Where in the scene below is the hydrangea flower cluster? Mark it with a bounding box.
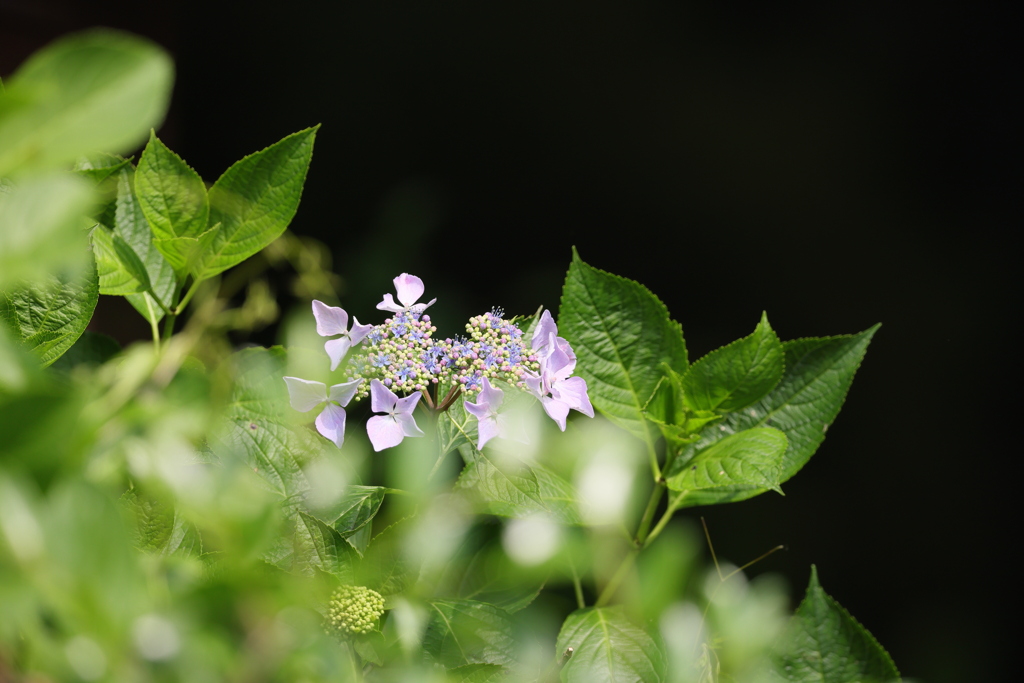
[284,273,593,452]
[324,585,385,636]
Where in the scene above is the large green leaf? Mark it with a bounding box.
[0,29,172,177]
[91,223,152,295]
[423,599,517,669]
[667,326,879,507]
[559,248,687,441]
[0,263,99,366]
[556,606,666,683]
[773,566,900,682]
[456,446,581,525]
[135,133,210,273]
[666,427,787,494]
[114,171,176,324]
[196,127,318,279]
[682,312,784,413]
[0,174,94,286]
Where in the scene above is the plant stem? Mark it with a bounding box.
[570,560,586,609]
[173,276,204,315]
[643,490,688,550]
[595,549,637,607]
[633,480,665,546]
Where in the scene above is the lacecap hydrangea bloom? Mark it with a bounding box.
[284,273,593,451]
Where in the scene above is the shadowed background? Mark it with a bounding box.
[2,1,1014,680]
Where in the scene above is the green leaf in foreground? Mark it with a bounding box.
[0,263,99,366]
[556,606,666,683]
[423,599,516,669]
[773,566,900,682]
[666,427,787,495]
[682,311,784,413]
[91,224,152,295]
[196,126,318,279]
[0,29,172,177]
[49,331,120,372]
[667,326,879,508]
[456,446,581,525]
[559,248,687,441]
[136,132,210,273]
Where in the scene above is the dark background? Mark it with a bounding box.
[2,1,1015,680]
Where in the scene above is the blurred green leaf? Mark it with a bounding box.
[73,153,132,183]
[682,311,784,414]
[49,331,120,372]
[114,171,176,324]
[121,489,202,557]
[136,132,210,274]
[0,174,93,286]
[327,485,387,554]
[773,566,900,682]
[666,427,787,495]
[556,606,666,683]
[666,327,879,507]
[196,126,318,279]
[91,223,152,295]
[356,519,416,603]
[0,261,98,366]
[456,446,581,525]
[295,512,358,579]
[0,29,172,177]
[423,599,516,669]
[444,663,507,682]
[559,248,687,441]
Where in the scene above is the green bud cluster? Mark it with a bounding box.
[324,585,385,636]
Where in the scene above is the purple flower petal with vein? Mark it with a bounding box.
[283,376,362,448]
[312,300,373,371]
[464,377,509,449]
[366,378,425,451]
[376,273,437,314]
[525,314,594,431]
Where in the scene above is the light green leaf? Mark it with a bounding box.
[773,566,900,682]
[556,606,667,683]
[456,446,582,525]
[682,311,784,413]
[0,174,93,286]
[294,512,358,579]
[356,519,416,602]
[135,132,209,273]
[666,427,787,494]
[667,326,879,507]
[0,262,99,366]
[73,153,132,183]
[196,126,318,279]
[327,485,387,555]
[445,663,508,682]
[0,29,172,177]
[559,248,687,441]
[91,224,152,295]
[121,489,202,558]
[113,171,176,324]
[423,600,517,669]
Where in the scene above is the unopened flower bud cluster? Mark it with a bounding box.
[324,585,385,636]
[345,307,539,399]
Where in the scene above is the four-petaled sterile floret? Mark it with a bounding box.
[324,585,385,636]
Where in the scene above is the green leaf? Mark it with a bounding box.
[327,485,387,554]
[135,132,209,273]
[773,566,900,682]
[294,512,358,579]
[0,263,99,366]
[666,427,788,494]
[559,248,687,441]
[456,446,582,525]
[666,326,879,507]
[0,29,172,177]
[216,347,314,499]
[444,663,508,682]
[195,126,318,279]
[356,519,416,602]
[0,174,93,287]
[91,224,153,295]
[423,600,517,669]
[73,153,132,183]
[114,171,176,324]
[121,489,202,558]
[556,606,667,683]
[682,311,784,413]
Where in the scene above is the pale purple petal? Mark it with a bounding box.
[376,293,404,313]
[464,400,490,421]
[523,372,545,398]
[395,412,425,438]
[541,396,571,431]
[476,415,500,449]
[329,379,363,407]
[349,318,373,345]
[551,376,594,417]
[366,415,406,451]
[283,376,327,412]
[394,391,422,416]
[543,334,576,383]
[393,273,425,308]
[324,337,352,371]
[409,297,436,314]
[315,403,347,448]
[477,377,504,411]
[369,379,398,413]
[532,310,558,356]
[312,300,349,337]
